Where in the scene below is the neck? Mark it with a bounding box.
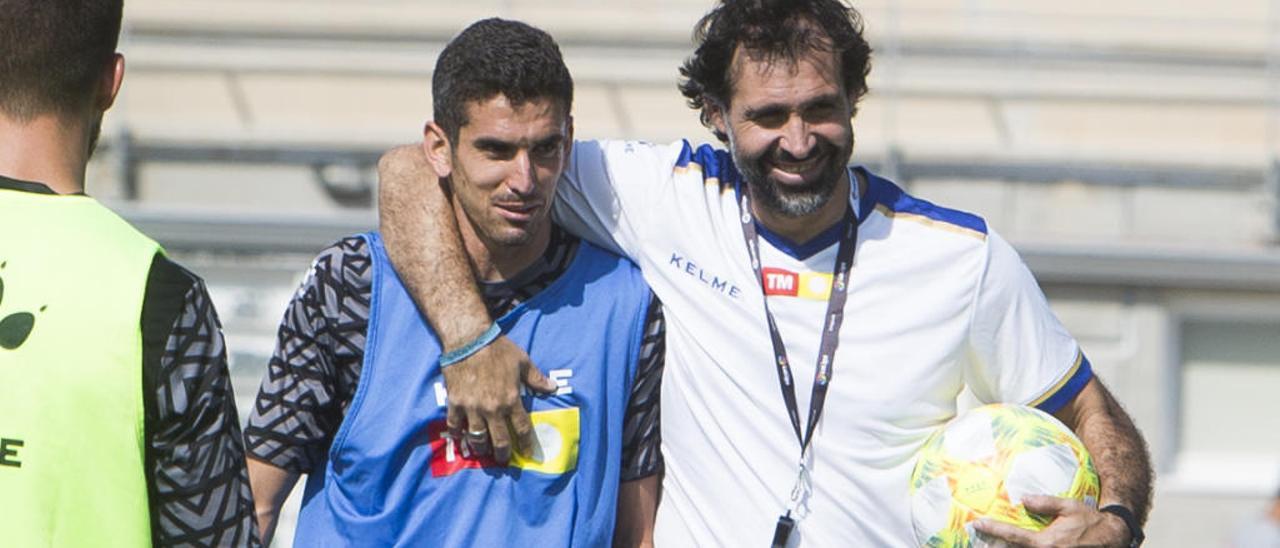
[0,113,92,194]
[751,172,862,244]
[454,200,552,283]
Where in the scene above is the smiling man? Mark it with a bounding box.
[376,1,1152,546]
[244,18,663,547]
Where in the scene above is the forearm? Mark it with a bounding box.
[377,144,491,348]
[247,458,300,546]
[1055,378,1153,523]
[615,475,659,548]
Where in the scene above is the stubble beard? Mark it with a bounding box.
[488,222,535,248]
[729,133,853,219]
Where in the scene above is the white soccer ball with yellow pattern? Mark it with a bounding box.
[909,404,1100,547]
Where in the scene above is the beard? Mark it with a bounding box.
[486,219,536,248]
[730,133,853,219]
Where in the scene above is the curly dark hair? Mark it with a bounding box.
[0,0,123,121]
[678,0,872,142]
[433,18,574,141]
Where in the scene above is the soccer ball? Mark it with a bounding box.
[909,404,1100,547]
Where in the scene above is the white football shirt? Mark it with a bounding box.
[551,140,1093,547]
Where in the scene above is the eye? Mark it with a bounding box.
[478,143,516,160]
[532,142,559,158]
[750,111,788,129]
[803,103,839,123]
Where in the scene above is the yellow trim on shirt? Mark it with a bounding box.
[1027,350,1085,408]
[674,161,704,176]
[874,204,987,241]
[673,161,733,192]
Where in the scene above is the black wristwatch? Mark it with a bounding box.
[1099,504,1144,547]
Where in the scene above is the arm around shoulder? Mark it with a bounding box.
[377,144,491,347]
[375,144,556,464]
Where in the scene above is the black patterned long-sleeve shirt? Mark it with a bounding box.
[142,255,260,547]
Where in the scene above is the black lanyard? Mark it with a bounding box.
[736,175,858,547]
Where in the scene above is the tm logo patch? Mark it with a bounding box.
[761,267,833,300]
[0,262,44,351]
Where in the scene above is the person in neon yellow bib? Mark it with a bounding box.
[0,1,258,545]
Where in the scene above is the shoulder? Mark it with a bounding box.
[146,253,203,299]
[672,141,732,174]
[80,197,163,249]
[300,235,374,296]
[313,235,372,269]
[859,168,989,242]
[578,139,734,183]
[671,140,739,192]
[142,254,207,346]
[575,237,645,279]
[569,238,651,308]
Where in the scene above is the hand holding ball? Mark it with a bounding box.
[909,404,1100,547]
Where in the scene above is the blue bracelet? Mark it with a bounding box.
[439,322,502,367]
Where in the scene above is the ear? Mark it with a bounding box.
[422,120,453,178]
[95,53,125,112]
[706,98,729,140]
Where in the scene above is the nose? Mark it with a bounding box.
[507,150,537,196]
[778,115,816,160]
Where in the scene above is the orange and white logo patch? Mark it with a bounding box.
[428,407,580,477]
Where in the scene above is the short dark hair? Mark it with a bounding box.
[432,18,574,141]
[0,0,123,120]
[678,0,872,142]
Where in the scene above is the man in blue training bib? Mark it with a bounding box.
[244,18,664,547]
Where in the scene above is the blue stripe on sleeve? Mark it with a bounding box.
[1034,354,1094,414]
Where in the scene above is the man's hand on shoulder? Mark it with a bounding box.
[443,335,558,463]
[973,495,1132,548]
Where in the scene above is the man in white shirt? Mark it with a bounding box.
[375,0,1153,545]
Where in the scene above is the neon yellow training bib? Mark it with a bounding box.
[0,188,159,547]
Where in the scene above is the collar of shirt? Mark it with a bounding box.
[477,224,579,317]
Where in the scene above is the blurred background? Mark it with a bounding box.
[88,0,1280,545]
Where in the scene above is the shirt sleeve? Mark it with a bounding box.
[140,254,260,547]
[551,139,688,259]
[243,237,370,474]
[963,230,1093,414]
[620,293,665,481]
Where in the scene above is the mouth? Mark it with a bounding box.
[494,202,542,222]
[767,152,825,186]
